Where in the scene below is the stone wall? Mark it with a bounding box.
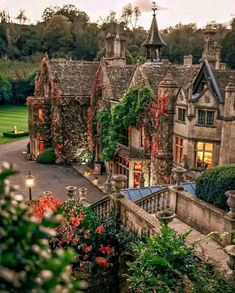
[169,186,235,245]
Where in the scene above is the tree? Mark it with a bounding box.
[0,74,12,104]
[42,4,89,24]
[15,10,28,24]
[121,4,141,30]
[43,14,73,57]
[221,18,235,69]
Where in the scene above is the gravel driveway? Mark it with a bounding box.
[0,139,103,203]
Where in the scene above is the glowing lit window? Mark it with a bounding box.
[38,109,43,122]
[195,142,213,169]
[134,162,142,171]
[175,136,184,163]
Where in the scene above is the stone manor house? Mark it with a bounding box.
[27,9,235,188]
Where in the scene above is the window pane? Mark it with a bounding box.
[207,111,214,125]
[198,110,206,125]
[205,143,213,152]
[195,151,204,167]
[196,142,204,150]
[204,152,213,168]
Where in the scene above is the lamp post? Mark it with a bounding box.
[26,170,35,201]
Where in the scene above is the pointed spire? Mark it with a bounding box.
[142,2,166,62]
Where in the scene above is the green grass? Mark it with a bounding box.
[0,105,28,144]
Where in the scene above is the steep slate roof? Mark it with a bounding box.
[49,59,99,96]
[105,65,136,101]
[141,64,200,94]
[142,14,166,47]
[212,69,235,99]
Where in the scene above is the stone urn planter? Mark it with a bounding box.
[225,245,235,270]
[156,210,176,225]
[66,186,78,200]
[172,167,187,190]
[225,190,235,219]
[43,191,52,197]
[112,174,127,198]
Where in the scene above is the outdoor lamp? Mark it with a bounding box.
[26,170,35,201]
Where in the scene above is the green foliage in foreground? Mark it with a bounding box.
[126,225,235,293]
[196,165,235,210]
[0,105,28,144]
[94,85,152,161]
[0,163,80,292]
[36,149,56,164]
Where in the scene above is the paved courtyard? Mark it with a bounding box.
[0,139,103,203]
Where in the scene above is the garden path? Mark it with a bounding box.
[0,139,103,203]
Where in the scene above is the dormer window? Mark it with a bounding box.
[198,110,215,126]
[177,107,186,122]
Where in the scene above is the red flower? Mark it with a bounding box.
[31,195,61,221]
[70,214,84,228]
[83,245,92,253]
[83,255,89,261]
[99,246,113,255]
[95,224,105,234]
[95,257,110,268]
[84,230,91,239]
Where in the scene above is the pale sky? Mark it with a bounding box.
[1,0,235,29]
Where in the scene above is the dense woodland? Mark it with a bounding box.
[0,4,235,104]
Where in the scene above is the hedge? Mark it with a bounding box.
[196,165,235,210]
[36,148,56,164]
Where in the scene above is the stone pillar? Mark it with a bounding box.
[78,187,90,206]
[65,186,78,200]
[219,77,235,165]
[152,73,179,184]
[111,174,127,217]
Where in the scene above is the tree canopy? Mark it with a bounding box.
[0,5,234,68]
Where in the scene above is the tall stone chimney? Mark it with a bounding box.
[219,76,235,164]
[104,25,126,66]
[200,28,221,69]
[184,55,193,66]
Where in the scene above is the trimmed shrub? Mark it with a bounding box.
[36,148,56,164]
[196,165,235,210]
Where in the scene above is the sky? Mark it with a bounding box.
[1,0,235,29]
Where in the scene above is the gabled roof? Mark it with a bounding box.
[49,59,99,96]
[105,65,136,101]
[192,60,223,102]
[141,64,199,94]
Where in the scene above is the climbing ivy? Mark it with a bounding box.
[94,85,153,161]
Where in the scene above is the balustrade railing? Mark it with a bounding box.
[91,196,112,218]
[135,188,170,214]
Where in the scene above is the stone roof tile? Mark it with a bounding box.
[105,65,136,101]
[49,59,99,96]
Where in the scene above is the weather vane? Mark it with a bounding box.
[152,2,158,15]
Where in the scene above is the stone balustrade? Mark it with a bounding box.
[91,196,113,218]
[135,188,170,214]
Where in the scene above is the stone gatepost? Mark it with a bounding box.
[78,187,90,207]
[111,174,127,217]
[224,190,235,245]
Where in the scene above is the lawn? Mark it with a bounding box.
[0,105,28,144]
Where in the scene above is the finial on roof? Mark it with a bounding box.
[152,1,158,16]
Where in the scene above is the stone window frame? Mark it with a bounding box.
[177,107,186,123]
[175,136,184,164]
[194,141,213,169]
[197,109,215,126]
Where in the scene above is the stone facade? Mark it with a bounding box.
[28,12,235,187]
